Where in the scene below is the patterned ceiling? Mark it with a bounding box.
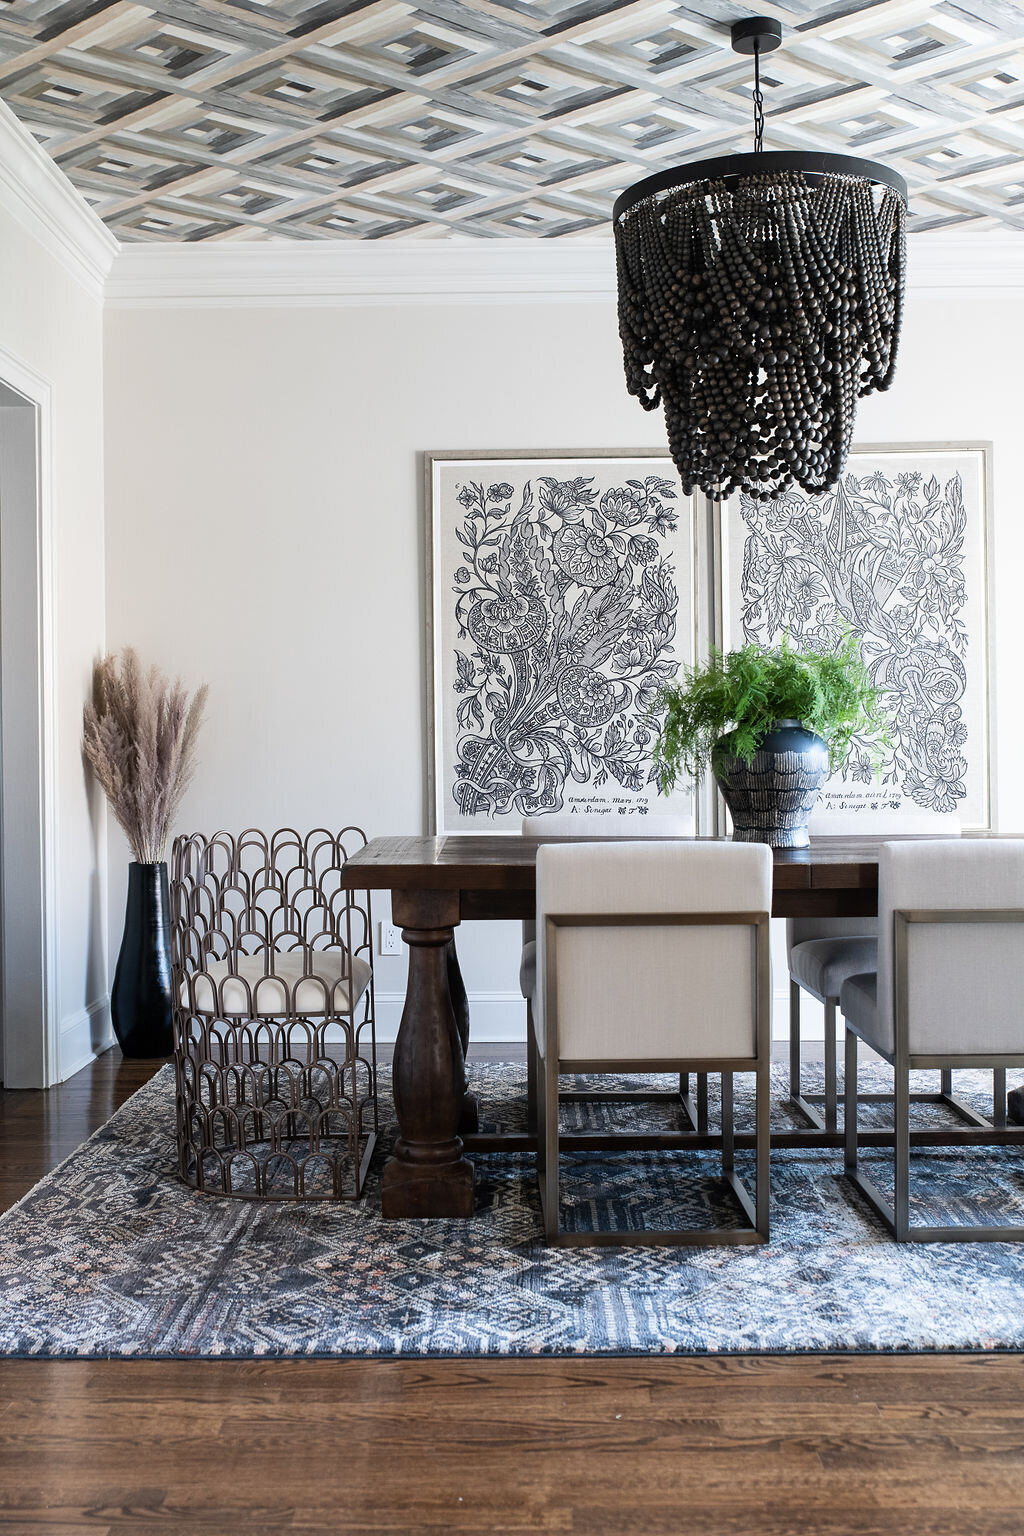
[0,0,1022,241]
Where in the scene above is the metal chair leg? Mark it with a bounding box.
[824,996,838,1132]
[844,1027,858,1175]
[526,1001,538,1135]
[538,1051,560,1242]
[535,1037,547,1183]
[894,1060,911,1242]
[721,1072,734,1176]
[755,1058,770,1241]
[844,1029,898,1238]
[697,1072,709,1135]
[788,979,825,1130]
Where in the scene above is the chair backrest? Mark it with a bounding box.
[875,840,1024,1058]
[787,914,878,950]
[535,841,772,1063]
[521,813,695,945]
[170,827,369,978]
[786,816,962,954]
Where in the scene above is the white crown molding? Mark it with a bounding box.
[0,99,118,303]
[908,232,1024,291]
[104,237,618,307]
[104,228,1024,308]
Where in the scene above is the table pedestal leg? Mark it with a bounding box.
[382,895,474,1219]
[446,938,479,1134]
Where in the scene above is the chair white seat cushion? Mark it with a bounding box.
[790,936,878,1002]
[520,940,537,1001]
[182,950,371,1016]
[840,972,884,1057]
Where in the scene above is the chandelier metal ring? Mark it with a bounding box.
[613,151,908,226]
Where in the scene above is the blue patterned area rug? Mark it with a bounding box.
[2,1062,1024,1358]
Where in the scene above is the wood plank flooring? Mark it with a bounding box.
[1,1049,1022,1535]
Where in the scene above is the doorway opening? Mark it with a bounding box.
[0,359,57,1088]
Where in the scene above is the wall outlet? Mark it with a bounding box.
[379,921,403,956]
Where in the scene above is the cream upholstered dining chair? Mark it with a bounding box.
[518,813,704,1133]
[787,814,961,1131]
[171,827,377,1200]
[840,839,1024,1242]
[531,839,772,1246]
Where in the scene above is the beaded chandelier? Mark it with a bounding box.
[613,17,907,501]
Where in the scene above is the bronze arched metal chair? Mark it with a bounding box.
[171,827,377,1200]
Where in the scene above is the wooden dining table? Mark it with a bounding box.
[341,833,902,1220]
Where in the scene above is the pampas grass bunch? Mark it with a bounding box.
[83,649,208,864]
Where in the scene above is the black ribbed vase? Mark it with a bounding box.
[111,861,173,1058]
[714,719,830,849]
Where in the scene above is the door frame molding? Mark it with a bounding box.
[0,341,60,1086]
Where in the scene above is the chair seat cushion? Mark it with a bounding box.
[840,972,891,1061]
[790,936,878,1002]
[519,940,536,1002]
[182,950,371,1016]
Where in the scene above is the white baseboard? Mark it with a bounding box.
[59,996,113,1081]
[372,990,527,1044]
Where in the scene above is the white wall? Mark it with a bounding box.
[0,190,110,1079]
[102,271,1024,1042]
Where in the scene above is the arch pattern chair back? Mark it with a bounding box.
[171,826,377,1200]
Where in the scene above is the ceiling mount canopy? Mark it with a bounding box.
[613,16,908,502]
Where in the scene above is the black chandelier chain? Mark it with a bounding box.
[752,39,764,154]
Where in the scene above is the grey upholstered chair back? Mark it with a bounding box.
[534,841,772,1061]
[874,839,1024,1057]
[787,914,878,948]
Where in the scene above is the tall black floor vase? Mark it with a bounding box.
[111,861,173,1058]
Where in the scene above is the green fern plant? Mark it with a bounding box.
[654,634,887,792]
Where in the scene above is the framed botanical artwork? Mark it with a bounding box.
[717,444,994,830]
[426,451,702,835]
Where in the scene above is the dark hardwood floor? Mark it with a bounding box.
[1,1049,1023,1535]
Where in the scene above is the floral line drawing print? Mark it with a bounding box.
[450,474,681,819]
[738,469,969,814]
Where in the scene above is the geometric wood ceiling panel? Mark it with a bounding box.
[1,0,1022,240]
